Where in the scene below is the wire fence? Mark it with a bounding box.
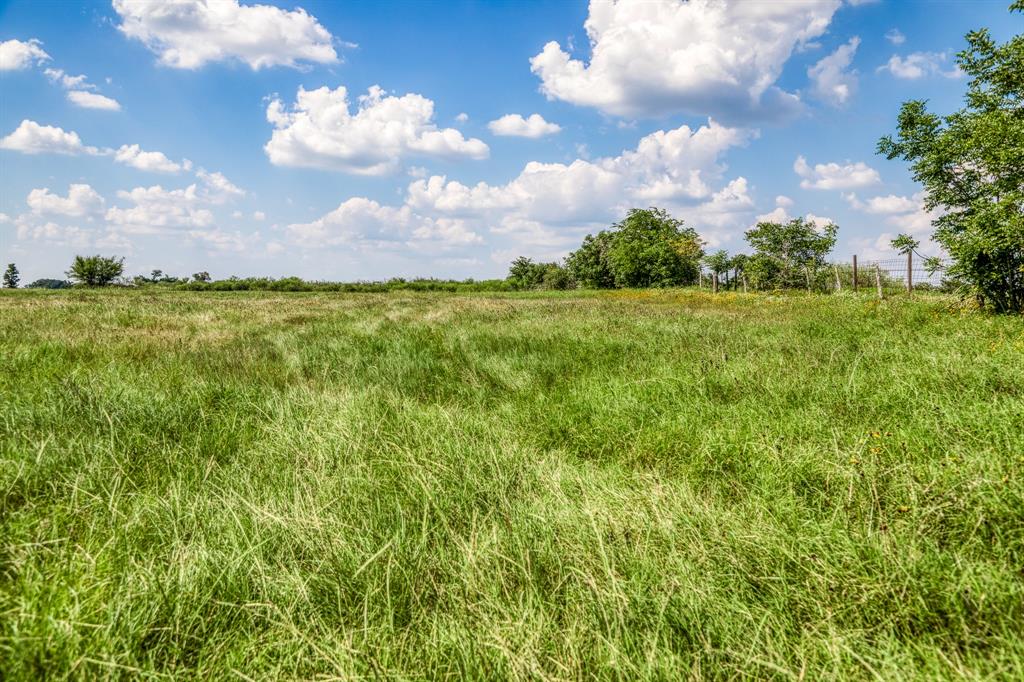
[699,251,954,297]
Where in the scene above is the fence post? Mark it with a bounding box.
[875,263,883,300]
[804,266,811,292]
[852,255,858,293]
[699,271,703,289]
[906,250,913,294]
[834,265,841,292]
[742,275,748,294]
[712,272,719,293]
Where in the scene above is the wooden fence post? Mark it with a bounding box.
[852,255,858,293]
[875,263,883,300]
[906,250,913,294]
[712,273,719,293]
[834,265,841,292]
[742,275,748,294]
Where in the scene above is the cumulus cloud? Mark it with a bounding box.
[265,85,489,174]
[44,68,90,89]
[529,0,840,121]
[843,191,940,237]
[885,29,906,45]
[112,0,340,70]
[878,52,961,79]
[27,184,106,217]
[44,68,122,111]
[808,37,860,106]
[488,113,562,138]
[66,90,122,111]
[115,144,191,173]
[289,118,758,255]
[455,112,469,123]
[0,120,101,155]
[753,198,834,230]
[794,155,880,190]
[105,184,214,233]
[0,38,49,70]
[196,169,245,201]
[286,197,483,252]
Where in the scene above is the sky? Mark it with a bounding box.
[1,0,1021,283]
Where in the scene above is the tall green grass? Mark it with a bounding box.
[1,288,1022,679]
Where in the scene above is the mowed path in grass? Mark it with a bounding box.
[1,289,1022,679]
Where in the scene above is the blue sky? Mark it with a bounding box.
[1,0,1020,282]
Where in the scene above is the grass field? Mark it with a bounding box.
[1,288,1022,679]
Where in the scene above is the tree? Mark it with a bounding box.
[890,233,920,255]
[877,2,1024,312]
[193,271,211,283]
[26,278,71,289]
[606,208,704,288]
[66,255,124,287]
[507,256,545,290]
[566,231,616,288]
[744,217,838,289]
[539,262,574,290]
[3,263,19,288]
[703,250,731,284]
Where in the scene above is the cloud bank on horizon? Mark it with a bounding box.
[1,0,1001,280]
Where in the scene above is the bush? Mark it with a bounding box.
[25,279,72,289]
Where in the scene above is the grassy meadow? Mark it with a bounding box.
[1,288,1022,679]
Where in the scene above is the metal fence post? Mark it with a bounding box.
[852,255,858,293]
[834,265,841,292]
[906,250,913,293]
[875,263,883,300]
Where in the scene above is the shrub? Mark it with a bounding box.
[67,255,124,287]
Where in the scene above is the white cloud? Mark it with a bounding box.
[775,195,794,208]
[0,38,49,71]
[878,52,961,79]
[265,85,490,174]
[196,169,245,201]
[842,192,919,214]
[844,191,941,238]
[253,211,266,221]
[280,118,761,258]
[44,68,91,89]
[27,184,106,217]
[808,37,860,106]
[794,155,880,190]
[0,120,101,155]
[66,90,122,111]
[488,113,562,138]
[455,112,469,123]
[43,68,121,110]
[112,0,339,70]
[105,184,214,233]
[115,144,191,173]
[529,0,840,121]
[885,29,906,45]
[187,228,258,252]
[753,204,834,230]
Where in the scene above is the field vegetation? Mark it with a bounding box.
[2,288,1022,679]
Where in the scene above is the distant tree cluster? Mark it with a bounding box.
[507,208,706,291]
[506,208,842,292]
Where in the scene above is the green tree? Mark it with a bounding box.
[507,256,545,290]
[877,2,1024,312]
[890,233,920,255]
[66,255,124,287]
[540,262,574,290]
[3,263,19,288]
[566,231,616,289]
[606,208,703,288]
[193,271,211,283]
[744,217,838,289]
[703,250,731,280]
